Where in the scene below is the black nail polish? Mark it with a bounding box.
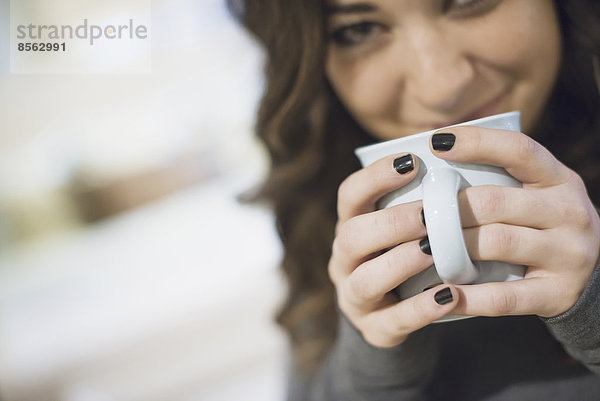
[419,237,431,255]
[432,133,456,151]
[435,287,453,305]
[420,209,426,227]
[393,154,414,174]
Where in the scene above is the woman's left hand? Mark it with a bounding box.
[430,126,600,318]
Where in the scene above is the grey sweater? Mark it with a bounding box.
[289,257,600,400]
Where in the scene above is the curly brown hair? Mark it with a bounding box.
[228,0,600,373]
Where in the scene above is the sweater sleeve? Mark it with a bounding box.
[542,254,600,375]
[287,312,439,401]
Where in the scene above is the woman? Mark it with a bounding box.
[229,0,600,399]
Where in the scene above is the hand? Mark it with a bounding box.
[329,153,460,348]
[430,126,600,318]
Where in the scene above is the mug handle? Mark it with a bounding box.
[422,167,478,284]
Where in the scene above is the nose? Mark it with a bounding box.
[402,23,474,111]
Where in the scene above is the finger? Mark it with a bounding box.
[332,200,426,276]
[338,153,419,223]
[430,126,571,187]
[453,277,558,317]
[458,185,560,229]
[462,223,555,267]
[343,239,433,307]
[365,285,459,348]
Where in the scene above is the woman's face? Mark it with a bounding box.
[325,0,561,140]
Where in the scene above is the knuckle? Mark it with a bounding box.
[515,135,540,161]
[384,310,408,341]
[383,250,400,277]
[337,176,353,207]
[489,288,518,316]
[484,224,519,259]
[568,240,596,269]
[470,186,506,222]
[327,259,339,285]
[378,300,431,345]
[384,206,413,240]
[332,220,357,256]
[371,305,402,339]
[558,170,593,228]
[331,234,344,258]
[336,177,356,218]
[562,202,593,230]
[345,269,375,303]
[565,169,586,190]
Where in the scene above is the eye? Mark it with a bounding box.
[444,0,502,17]
[330,21,386,47]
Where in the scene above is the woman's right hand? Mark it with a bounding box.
[329,153,460,348]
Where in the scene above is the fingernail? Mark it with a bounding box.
[393,154,414,174]
[435,287,453,305]
[420,209,426,227]
[432,133,455,151]
[419,237,431,255]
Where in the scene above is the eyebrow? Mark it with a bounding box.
[326,2,378,15]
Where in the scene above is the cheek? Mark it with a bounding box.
[463,1,561,128]
[467,2,561,91]
[326,48,399,122]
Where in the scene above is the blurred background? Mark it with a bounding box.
[0,0,288,400]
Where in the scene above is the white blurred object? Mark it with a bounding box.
[0,132,82,244]
[0,0,265,245]
[0,173,286,401]
[0,0,281,397]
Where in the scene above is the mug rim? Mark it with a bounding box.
[354,110,520,161]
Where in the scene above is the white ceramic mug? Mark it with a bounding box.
[355,111,526,319]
